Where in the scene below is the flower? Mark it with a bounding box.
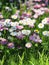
[42,31,47,36]
[11,15,18,19]
[42,18,47,24]
[25,42,32,48]
[16,25,24,30]
[33,4,41,9]
[4,19,11,22]
[41,3,46,7]
[0,23,4,31]
[42,17,49,25]
[29,24,34,28]
[38,23,44,28]
[16,33,25,39]
[19,20,24,24]
[1,38,7,45]
[11,22,19,26]
[42,31,49,36]
[33,14,38,19]
[47,31,49,36]
[4,19,11,27]
[47,18,49,24]
[34,30,39,33]
[10,32,17,36]
[19,18,36,26]
[9,28,14,32]
[5,6,11,11]
[9,26,17,32]
[29,33,42,43]
[7,42,14,48]
[22,30,31,35]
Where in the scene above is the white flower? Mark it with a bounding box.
[11,26,17,30]
[32,19,36,24]
[42,31,47,36]
[11,15,18,19]
[4,19,11,22]
[22,30,31,35]
[4,19,11,25]
[23,21,27,25]
[26,18,31,22]
[10,32,17,36]
[11,22,19,26]
[4,19,11,27]
[42,18,47,24]
[15,22,19,26]
[5,6,11,11]
[19,19,29,25]
[47,31,49,36]
[16,31,22,36]
[25,42,32,48]
[19,20,23,24]
[22,19,27,25]
[27,19,36,25]
[9,29,13,32]
[38,23,44,28]
[40,7,45,11]
[8,36,12,40]
[9,26,17,32]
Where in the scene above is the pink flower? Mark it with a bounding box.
[45,8,49,13]
[41,3,46,7]
[34,0,41,2]
[33,14,38,19]
[29,24,34,28]
[7,42,14,48]
[33,4,41,9]
[16,25,24,30]
[0,38,7,44]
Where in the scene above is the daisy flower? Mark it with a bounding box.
[25,42,32,48]
[5,6,11,11]
[11,22,19,27]
[38,23,44,28]
[47,31,49,36]
[11,15,18,19]
[42,31,47,36]
[42,18,47,24]
[10,32,17,36]
[22,30,31,36]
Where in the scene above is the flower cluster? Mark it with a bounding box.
[0,2,49,49]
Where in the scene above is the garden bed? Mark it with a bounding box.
[0,0,49,65]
